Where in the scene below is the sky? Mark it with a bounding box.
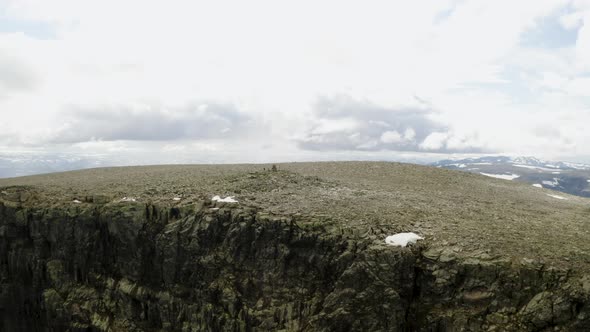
[1,0,590,175]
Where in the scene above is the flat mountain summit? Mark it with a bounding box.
[2,161,590,330]
[2,161,589,270]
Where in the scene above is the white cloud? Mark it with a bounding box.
[539,72,568,90]
[404,128,417,141]
[420,132,449,151]
[311,118,360,135]
[380,128,418,145]
[295,95,484,153]
[565,77,590,96]
[380,131,403,144]
[560,12,585,30]
[0,0,589,165]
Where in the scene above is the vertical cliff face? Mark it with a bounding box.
[1,193,590,332]
[0,195,418,331]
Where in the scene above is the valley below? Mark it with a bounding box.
[433,156,590,198]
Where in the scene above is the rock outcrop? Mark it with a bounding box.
[1,162,590,331]
[1,191,590,331]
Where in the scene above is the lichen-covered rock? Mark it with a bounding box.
[1,196,590,331]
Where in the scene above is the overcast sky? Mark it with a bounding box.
[1,0,590,169]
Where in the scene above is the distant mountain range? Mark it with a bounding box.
[0,153,108,178]
[432,156,590,197]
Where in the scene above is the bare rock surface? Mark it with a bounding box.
[1,162,590,331]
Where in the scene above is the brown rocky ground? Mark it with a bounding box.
[2,161,590,331]
[2,161,589,272]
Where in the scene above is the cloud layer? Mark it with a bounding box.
[49,102,257,143]
[298,96,486,153]
[0,53,37,96]
[0,0,590,164]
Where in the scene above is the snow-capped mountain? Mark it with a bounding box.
[433,156,590,171]
[432,156,590,198]
[510,156,590,171]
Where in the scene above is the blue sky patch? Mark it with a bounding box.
[520,11,579,49]
[0,15,56,39]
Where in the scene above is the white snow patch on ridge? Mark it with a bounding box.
[480,173,520,180]
[563,162,590,170]
[445,163,468,168]
[532,184,542,188]
[542,178,559,187]
[385,232,424,247]
[72,199,82,204]
[212,195,238,203]
[513,164,556,172]
[546,194,566,200]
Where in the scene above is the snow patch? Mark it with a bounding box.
[212,195,238,203]
[513,164,557,172]
[480,172,520,180]
[173,197,181,201]
[385,232,424,247]
[542,178,559,187]
[563,162,590,170]
[532,184,542,188]
[445,163,468,168]
[72,199,82,204]
[546,194,566,200]
[512,156,542,165]
[120,197,137,202]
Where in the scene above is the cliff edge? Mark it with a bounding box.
[1,162,590,331]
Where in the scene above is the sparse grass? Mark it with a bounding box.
[1,161,590,272]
